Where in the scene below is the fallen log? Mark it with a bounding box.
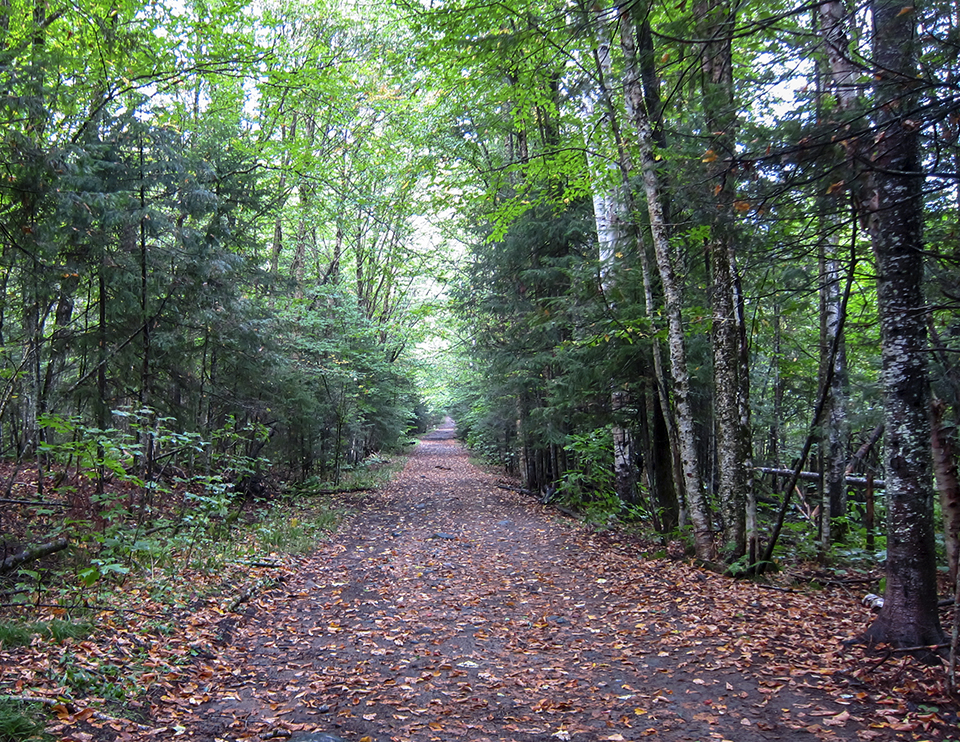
[0,538,69,574]
[755,467,885,489]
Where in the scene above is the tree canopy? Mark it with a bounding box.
[1,0,959,652]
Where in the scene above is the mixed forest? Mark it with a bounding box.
[2,0,960,730]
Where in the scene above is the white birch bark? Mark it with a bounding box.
[619,8,716,560]
[818,0,856,551]
[580,6,637,505]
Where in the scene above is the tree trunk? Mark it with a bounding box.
[861,0,944,647]
[932,398,960,585]
[611,389,637,504]
[695,0,748,561]
[620,5,716,560]
[20,276,42,458]
[817,0,857,552]
[821,250,850,550]
[647,385,679,529]
[581,6,638,506]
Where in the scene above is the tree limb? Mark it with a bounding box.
[758,236,858,572]
[0,538,69,574]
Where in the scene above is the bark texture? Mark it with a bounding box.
[582,9,638,506]
[817,0,856,550]
[696,0,748,560]
[620,6,716,560]
[862,0,944,647]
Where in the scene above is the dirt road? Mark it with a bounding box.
[157,421,936,742]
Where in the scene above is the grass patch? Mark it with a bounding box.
[0,619,92,649]
[36,619,93,643]
[0,622,32,648]
[255,501,344,554]
[0,698,49,742]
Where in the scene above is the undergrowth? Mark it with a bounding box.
[0,445,399,737]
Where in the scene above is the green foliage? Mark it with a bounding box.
[0,0,951,609]
[38,414,145,487]
[557,427,624,523]
[0,0,438,506]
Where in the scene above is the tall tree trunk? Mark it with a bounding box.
[820,248,850,550]
[20,276,41,458]
[732,254,756,565]
[620,5,717,561]
[862,0,944,647]
[633,9,684,527]
[817,0,858,552]
[580,0,685,528]
[646,384,680,529]
[97,254,108,433]
[696,0,748,561]
[582,4,638,506]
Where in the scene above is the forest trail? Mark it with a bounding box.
[156,421,933,742]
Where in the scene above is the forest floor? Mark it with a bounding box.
[19,420,960,742]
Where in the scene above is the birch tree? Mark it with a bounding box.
[578,3,638,506]
[619,2,718,561]
[816,0,858,550]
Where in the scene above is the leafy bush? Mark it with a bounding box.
[558,427,621,521]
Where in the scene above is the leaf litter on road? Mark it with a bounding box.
[7,422,959,741]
